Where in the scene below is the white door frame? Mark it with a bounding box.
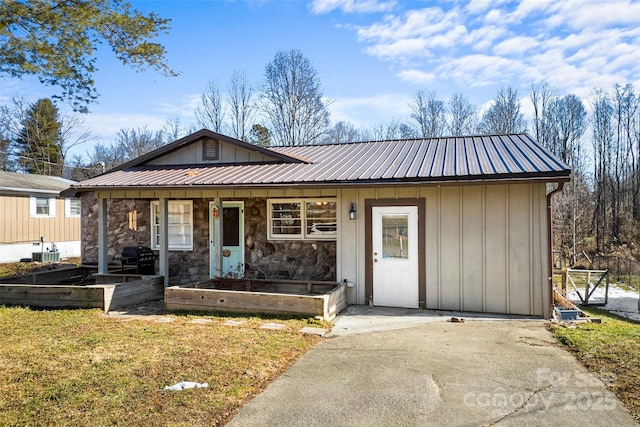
[365,199,426,308]
[372,205,419,308]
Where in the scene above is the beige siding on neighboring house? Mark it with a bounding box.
[0,195,80,245]
[337,182,550,317]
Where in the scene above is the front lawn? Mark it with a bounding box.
[0,306,321,426]
[550,307,640,422]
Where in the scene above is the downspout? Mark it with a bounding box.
[547,181,565,318]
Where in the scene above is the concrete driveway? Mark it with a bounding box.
[228,307,638,427]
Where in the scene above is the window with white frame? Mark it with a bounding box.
[268,198,336,240]
[151,200,193,250]
[65,198,81,217]
[30,196,55,217]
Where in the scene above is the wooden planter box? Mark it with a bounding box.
[0,275,164,311]
[165,280,348,320]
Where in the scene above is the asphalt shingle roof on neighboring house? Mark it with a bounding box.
[70,132,570,191]
[0,170,76,195]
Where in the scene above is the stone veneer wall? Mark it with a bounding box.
[81,192,152,264]
[168,198,211,285]
[81,194,336,285]
[244,198,336,281]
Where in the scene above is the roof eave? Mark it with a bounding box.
[68,171,571,193]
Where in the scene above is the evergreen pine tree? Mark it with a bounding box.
[16,98,63,176]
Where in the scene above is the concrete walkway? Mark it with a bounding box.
[228,307,638,427]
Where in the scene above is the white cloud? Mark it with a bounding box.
[365,38,431,59]
[547,0,640,31]
[82,113,167,143]
[492,36,539,56]
[465,0,498,15]
[357,7,460,43]
[330,93,412,126]
[465,25,508,52]
[436,54,528,88]
[309,0,396,14]
[397,70,436,84]
[338,0,640,111]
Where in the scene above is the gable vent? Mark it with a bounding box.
[202,139,219,161]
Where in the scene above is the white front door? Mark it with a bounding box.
[372,206,419,308]
[210,201,245,277]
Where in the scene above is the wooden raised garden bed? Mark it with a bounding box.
[165,279,348,320]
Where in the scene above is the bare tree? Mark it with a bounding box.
[0,96,27,170]
[322,121,362,144]
[477,86,527,135]
[227,70,254,141]
[363,119,417,141]
[530,81,557,152]
[259,49,330,145]
[59,112,96,173]
[447,93,477,136]
[69,125,166,179]
[115,127,165,160]
[0,134,10,170]
[590,89,614,252]
[530,82,586,170]
[409,90,446,138]
[162,115,187,142]
[553,94,587,170]
[195,81,225,132]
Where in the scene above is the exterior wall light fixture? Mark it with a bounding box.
[349,202,357,220]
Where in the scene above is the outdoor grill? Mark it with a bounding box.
[121,246,156,275]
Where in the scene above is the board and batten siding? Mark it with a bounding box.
[0,195,80,246]
[337,182,550,317]
[146,138,276,166]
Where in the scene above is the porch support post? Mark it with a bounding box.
[97,197,108,274]
[213,197,223,278]
[158,197,169,287]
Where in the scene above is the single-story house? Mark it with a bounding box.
[0,170,81,263]
[66,129,570,317]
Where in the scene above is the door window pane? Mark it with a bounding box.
[382,215,409,259]
[223,206,240,246]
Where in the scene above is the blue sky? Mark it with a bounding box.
[2,0,640,158]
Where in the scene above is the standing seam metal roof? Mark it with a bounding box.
[71,134,570,190]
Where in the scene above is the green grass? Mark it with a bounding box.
[0,306,321,426]
[550,307,640,422]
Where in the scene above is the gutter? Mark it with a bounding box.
[0,186,68,196]
[68,175,571,193]
[546,181,565,318]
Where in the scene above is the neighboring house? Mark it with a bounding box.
[66,129,570,317]
[0,171,81,263]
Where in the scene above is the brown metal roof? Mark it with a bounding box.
[71,134,570,191]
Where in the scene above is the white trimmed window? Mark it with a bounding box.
[151,200,193,251]
[65,198,81,217]
[30,196,55,217]
[268,198,336,240]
